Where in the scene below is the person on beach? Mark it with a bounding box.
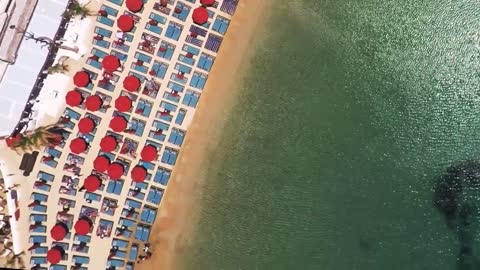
[143,242,151,253]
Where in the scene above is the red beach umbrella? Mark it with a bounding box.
[126,0,143,12]
[123,75,141,92]
[108,162,125,179]
[100,135,118,152]
[65,90,83,106]
[85,95,103,111]
[83,175,101,192]
[141,145,157,162]
[93,155,111,172]
[192,7,208,25]
[117,15,135,32]
[109,115,128,132]
[102,55,120,72]
[74,219,91,235]
[131,166,147,182]
[50,224,67,241]
[201,0,215,6]
[73,71,90,87]
[78,117,95,134]
[47,247,62,264]
[69,137,88,154]
[114,96,132,112]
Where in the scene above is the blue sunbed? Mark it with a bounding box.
[145,24,163,35]
[175,63,192,74]
[73,256,90,265]
[183,90,200,108]
[84,192,102,202]
[96,15,114,27]
[198,53,214,71]
[33,246,47,254]
[108,0,123,5]
[113,250,127,259]
[29,235,46,243]
[175,109,186,126]
[165,23,182,41]
[31,256,47,265]
[126,199,142,209]
[64,108,81,120]
[95,27,112,38]
[134,181,148,190]
[157,42,175,60]
[32,225,46,233]
[93,39,111,49]
[139,161,155,170]
[172,4,190,21]
[135,52,152,63]
[129,244,139,262]
[152,61,168,79]
[74,234,91,243]
[31,192,48,202]
[35,183,51,192]
[37,171,54,181]
[149,12,167,24]
[107,259,125,267]
[119,218,135,228]
[112,238,128,248]
[87,58,102,69]
[122,208,138,219]
[154,121,170,131]
[50,265,67,270]
[179,54,195,66]
[101,4,119,16]
[154,167,170,186]
[183,44,200,55]
[32,205,47,213]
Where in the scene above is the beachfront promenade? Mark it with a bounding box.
[0,0,239,269]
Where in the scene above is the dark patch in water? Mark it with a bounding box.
[434,160,480,270]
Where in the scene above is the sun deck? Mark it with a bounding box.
[21,0,239,269]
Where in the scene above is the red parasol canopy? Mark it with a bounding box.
[83,175,101,192]
[93,155,111,172]
[85,95,103,111]
[108,162,125,179]
[102,55,120,72]
[47,247,62,264]
[123,75,141,92]
[65,90,83,106]
[126,0,144,12]
[100,135,118,152]
[73,71,90,87]
[201,0,215,6]
[117,15,135,32]
[50,224,67,241]
[78,117,95,134]
[192,7,209,25]
[114,96,132,112]
[69,137,88,154]
[109,115,128,132]
[141,145,157,162]
[131,166,147,182]
[74,219,91,235]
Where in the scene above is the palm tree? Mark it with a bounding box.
[4,124,66,154]
[63,0,95,19]
[47,63,70,74]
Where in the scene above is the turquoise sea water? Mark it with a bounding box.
[183,0,480,269]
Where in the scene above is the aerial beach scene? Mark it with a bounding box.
[0,0,479,269]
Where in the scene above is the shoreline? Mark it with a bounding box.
[137,1,273,269]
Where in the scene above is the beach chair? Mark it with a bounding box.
[64,108,81,120]
[32,204,47,213]
[32,246,48,254]
[149,12,167,24]
[113,250,127,259]
[31,225,46,233]
[153,167,170,186]
[84,192,102,202]
[168,128,186,146]
[112,238,128,248]
[93,39,111,49]
[101,4,119,16]
[108,0,124,6]
[126,199,142,209]
[152,61,169,79]
[50,264,67,270]
[182,90,200,108]
[119,218,136,228]
[132,63,148,74]
[92,48,108,58]
[35,183,51,192]
[112,42,130,53]
[30,256,47,265]
[73,255,90,265]
[31,192,48,202]
[175,109,186,126]
[205,33,223,53]
[107,259,125,267]
[96,15,114,27]
[74,234,91,243]
[198,53,215,71]
[168,81,185,93]
[190,72,207,90]
[129,244,139,262]
[220,0,239,15]
[165,22,183,41]
[124,33,134,42]
[212,16,230,35]
[29,235,47,244]
[172,2,191,21]
[111,50,128,61]
[95,27,112,38]
[178,53,195,66]
[161,148,178,166]
[135,52,152,63]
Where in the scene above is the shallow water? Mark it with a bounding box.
[183,0,480,269]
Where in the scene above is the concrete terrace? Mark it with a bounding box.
[0,0,77,136]
[5,0,239,269]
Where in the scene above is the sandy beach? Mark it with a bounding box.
[137,1,273,269]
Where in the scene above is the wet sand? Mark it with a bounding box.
[136,1,273,269]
